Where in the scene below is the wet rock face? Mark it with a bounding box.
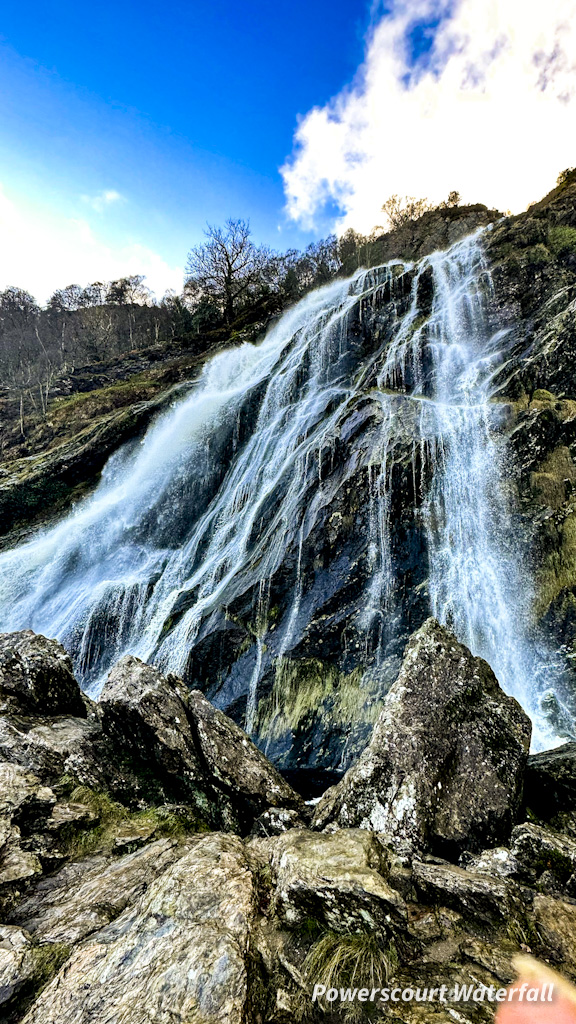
[482,177,576,691]
[0,633,85,719]
[195,388,431,773]
[313,619,531,856]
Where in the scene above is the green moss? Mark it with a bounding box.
[523,243,552,266]
[2,942,71,1023]
[548,225,576,257]
[48,376,162,423]
[297,916,325,941]
[530,446,576,510]
[29,942,71,993]
[534,505,576,619]
[58,784,206,859]
[533,846,574,884]
[257,658,381,742]
[532,389,556,402]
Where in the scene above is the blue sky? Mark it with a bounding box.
[0,0,370,299]
[1,0,575,300]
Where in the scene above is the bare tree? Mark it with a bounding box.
[185,219,271,324]
[381,195,433,230]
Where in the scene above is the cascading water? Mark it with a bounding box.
[392,237,558,750]
[0,271,385,688]
[0,231,569,750]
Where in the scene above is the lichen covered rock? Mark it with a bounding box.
[0,633,85,718]
[99,655,304,832]
[20,833,255,1024]
[313,619,531,855]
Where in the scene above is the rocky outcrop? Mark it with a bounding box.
[368,203,501,267]
[0,633,85,719]
[0,379,200,546]
[99,655,304,831]
[0,634,303,930]
[313,619,531,855]
[20,833,255,1024]
[1,626,576,1022]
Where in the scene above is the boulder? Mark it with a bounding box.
[466,823,576,893]
[0,714,104,791]
[21,833,255,1024]
[524,742,576,822]
[186,688,304,823]
[98,655,303,833]
[10,838,188,946]
[0,633,85,718]
[267,828,405,936]
[509,822,576,890]
[313,619,531,856]
[98,655,211,812]
[465,846,519,880]
[412,861,524,927]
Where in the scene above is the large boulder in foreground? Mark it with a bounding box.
[313,619,531,855]
[98,655,303,833]
[0,632,86,718]
[20,833,255,1024]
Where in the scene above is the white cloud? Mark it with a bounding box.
[81,189,124,213]
[282,0,576,233]
[0,185,183,303]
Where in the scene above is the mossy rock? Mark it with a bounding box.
[535,506,576,619]
[56,783,207,860]
[257,657,381,749]
[1,941,71,1024]
[549,225,576,257]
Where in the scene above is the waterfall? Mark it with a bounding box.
[0,271,386,688]
[0,232,568,749]
[414,239,556,750]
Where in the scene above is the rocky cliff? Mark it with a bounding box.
[2,180,576,774]
[1,178,576,1023]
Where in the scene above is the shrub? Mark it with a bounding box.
[548,225,576,257]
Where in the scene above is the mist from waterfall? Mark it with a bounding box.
[0,231,566,749]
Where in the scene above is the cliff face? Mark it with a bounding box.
[2,184,576,1022]
[485,176,576,697]
[0,183,575,774]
